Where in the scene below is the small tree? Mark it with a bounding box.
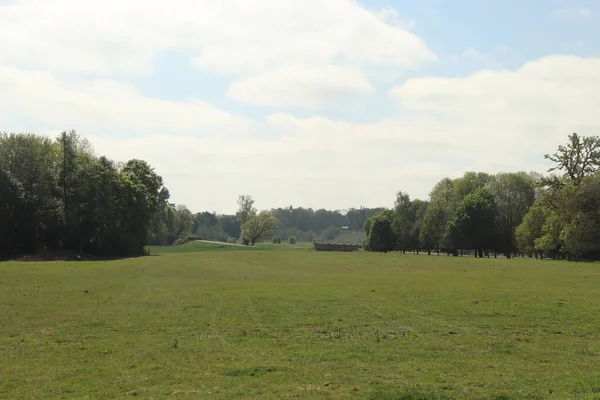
[242,210,278,246]
[288,236,296,244]
[272,236,281,244]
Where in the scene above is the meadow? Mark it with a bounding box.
[1,244,600,399]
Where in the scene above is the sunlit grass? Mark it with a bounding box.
[1,251,600,398]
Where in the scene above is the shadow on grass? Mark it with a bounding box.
[224,366,288,377]
[0,250,160,263]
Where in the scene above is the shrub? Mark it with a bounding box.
[288,236,297,244]
[272,236,281,244]
[173,236,201,246]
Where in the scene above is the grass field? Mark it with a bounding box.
[2,249,600,399]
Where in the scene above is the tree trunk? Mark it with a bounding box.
[460,249,463,257]
[427,249,431,255]
[478,248,484,258]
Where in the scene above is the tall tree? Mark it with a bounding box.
[365,210,396,253]
[544,133,600,185]
[448,188,497,258]
[489,172,536,257]
[236,194,256,225]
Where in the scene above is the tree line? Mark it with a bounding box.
[148,200,384,245]
[1,131,169,257]
[5,130,597,260]
[0,131,383,256]
[364,133,600,261]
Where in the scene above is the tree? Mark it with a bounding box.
[242,210,278,246]
[544,133,600,184]
[449,188,497,257]
[220,215,242,239]
[321,226,340,241]
[236,194,256,225]
[365,210,396,253]
[419,201,445,255]
[175,205,193,237]
[392,191,412,252]
[558,176,600,260]
[0,132,170,258]
[288,236,296,245]
[489,172,536,257]
[516,204,550,258]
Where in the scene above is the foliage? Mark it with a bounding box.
[544,132,600,183]
[236,194,256,225]
[0,132,169,257]
[288,236,296,244]
[242,210,279,246]
[489,172,536,256]
[321,226,341,241]
[272,236,281,244]
[365,209,396,253]
[448,188,497,256]
[515,204,550,256]
[392,191,428,252]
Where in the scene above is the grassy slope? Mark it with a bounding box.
[1,252,600,399]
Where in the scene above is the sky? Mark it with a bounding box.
[1,0,599,214]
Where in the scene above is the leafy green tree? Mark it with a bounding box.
[515,204,550,258]
[419,201,445,255]
[236,194,256,225]
[365,210,396,253]
[489,172,536,257]
[449,188,497,257]
[175,205,193,237]
[391,192,428,253]
[219,215,242,239]
[288,236,296,244]
[544,133,600,184]
[558,176,600,260]
[242,210,278,246]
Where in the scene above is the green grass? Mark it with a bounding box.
[2,251,600,398]
[147,241,313,255]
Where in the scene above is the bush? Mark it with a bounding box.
[272,236,281,244]
[288,236,297,244]
[173,236,200,246]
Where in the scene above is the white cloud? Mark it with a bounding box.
[227,65,374,108]
[1,1,600,213]
[0,0,435,107]
[72,55,599,212]
[0,64,258,135]
[0,0,435,75]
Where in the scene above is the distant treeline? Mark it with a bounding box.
[148,205,384,245]
[364,133,600,261]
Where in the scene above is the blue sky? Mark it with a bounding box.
[0,0,599,213]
